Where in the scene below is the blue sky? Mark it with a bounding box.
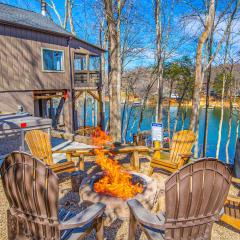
[0,0,239,69]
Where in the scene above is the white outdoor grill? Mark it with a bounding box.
[0,113,52,158]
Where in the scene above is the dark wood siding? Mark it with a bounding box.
[0,24,70,91]
[0,91,34,113]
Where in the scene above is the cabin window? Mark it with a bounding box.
[42,49,64,72]
[74,54,87,71]
[89,55,100,71]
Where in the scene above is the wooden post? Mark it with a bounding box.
[34,99,40,117]
[148,140,161,176]
[91,97,95,127]
[94,98,98,127]
[66,37,75,134]
[100,52,106,130]
[153,141,161,160]
[41,99,47,118]
[130,151,140,171]
[83,91,87,133]
[128,212,137,240]
[87,55,90,83]
[97,89,104,129]
[49,98,54,119]
[53,96,65,129]
[64,90,74,133]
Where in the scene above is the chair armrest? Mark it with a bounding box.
[154,147,172,151]
[127,199,165,230]
[178,153,193,158]
[231,177,240,184]
[59,202,106,230]
[52,149,76,154]
[53,148,95,154]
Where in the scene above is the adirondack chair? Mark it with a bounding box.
[128,158,231,240]
[1,152,106,240]
[25,130,83,173]
[149,130,196,175]
[220,138,240,230]
[221,177,240,230]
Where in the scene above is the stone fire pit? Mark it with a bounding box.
[79,171,161,222]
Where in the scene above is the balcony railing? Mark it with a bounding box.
[74,71,101,88]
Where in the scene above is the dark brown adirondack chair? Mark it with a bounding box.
[128,158,231,240]
[1,152,106,240]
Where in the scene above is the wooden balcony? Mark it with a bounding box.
[74,71,101,89]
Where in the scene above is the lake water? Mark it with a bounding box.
[81,101,239,164]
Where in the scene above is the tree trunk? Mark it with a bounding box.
[203,29,214,157]
[121,88,129,143]
[99,20,107,130]
[189,0,215,131]
[68,0,76,35]
[125,104,134,141]
[104,0,122,142]
[173,91,186,134]
[167,81,173,138]
[173,102,181,134]
[181,104,188,130]
[216,16,233,159]
[138,95,148,132]
[236,114,240,146]
[63,0,68,29]
[117,0,122,88]
[194,118,199,158]
[226,98,233,163]
[155,0,164,123]
[225,63,234,163]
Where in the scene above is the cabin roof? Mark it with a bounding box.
[0,3,71,36]
[0,3,105,52]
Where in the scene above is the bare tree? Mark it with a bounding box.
[154,0,174,123]
[189,0,215,131]
[103,0,126,141]
[154,0,163,122]
[225,64,234,163]
[215,0,239,159]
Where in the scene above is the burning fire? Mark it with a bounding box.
[92,128,143,200]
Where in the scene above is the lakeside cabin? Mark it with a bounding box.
[0,3,105,134]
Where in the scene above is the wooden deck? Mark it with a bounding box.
[74,71,100,89]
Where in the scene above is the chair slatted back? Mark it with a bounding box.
[0,152,59,239]
[164,158,231,240]
[25,130,53,165]
[169,130,196,164]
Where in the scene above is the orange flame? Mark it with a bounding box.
[92,128,143,200]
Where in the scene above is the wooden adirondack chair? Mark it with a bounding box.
[220,138,240,230]
[149,130,196,175]
[25,130,83,173]
[128,158,231,240]
[1,152,106,240]
[221,177,240,230]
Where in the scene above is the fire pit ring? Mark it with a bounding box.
[80,171,161,222]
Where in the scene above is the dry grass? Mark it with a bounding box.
[0,156,239,239]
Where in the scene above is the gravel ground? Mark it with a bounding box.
[0,156,239,240]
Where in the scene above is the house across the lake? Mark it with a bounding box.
[0,2,105,133]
